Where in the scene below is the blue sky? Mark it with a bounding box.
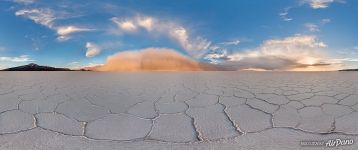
[0,0,357,70]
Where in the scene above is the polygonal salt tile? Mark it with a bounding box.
[222,88,235,97]
[0,110,34,134]
[0,87,12,95]
[86,114,152,140]
[261,87,282,95]
[226,105,272,133]
[156,101,188,114]
[39,87,58,97]
[0,94,21,113]
[292,87,311,93]
[335,112,358,134]
[301,96,338,106]
[334,93,352,100]
[263,95,289,105]
[174,90,198,102]
[255,93,276,100]
[19,93,47,101]
[219,96,246,107]
[298,107,334,133]
[13,86,37,96]
[315,91,340,97]
[157,94,175,103]
[234,89,255,99]
[338,95,358,106]
[204,88,224,96]
[149,114,197,142]
[127,100,157,119]
[87,93,143,113]
[183,82,207,93]
[312,87,331,93]
[246,98,279,114]
[36,113,83,135]
[283,90,299,96]
[273,106,300,128]
[285,101,304,109]
[321,104,352,118]
[56,100,109,122]
[186,94,218,107]
[352,104,358,111]
[187,104,239,140]
[46,94,69,103]
[287,93,314,101]
[19,100,58,114]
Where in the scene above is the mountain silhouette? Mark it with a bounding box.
[2,63,72,71]
[339,69,358,71]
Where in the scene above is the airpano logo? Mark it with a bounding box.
[325,139,354,147]
[300,139,354,147]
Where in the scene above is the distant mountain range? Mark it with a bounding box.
[2,63,74,71]
[339,69,358,71]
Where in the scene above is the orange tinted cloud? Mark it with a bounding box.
[87,48,223,71]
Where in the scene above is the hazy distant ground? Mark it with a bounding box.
[0,72,358,150]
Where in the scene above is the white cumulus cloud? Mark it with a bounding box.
[85,42,101,57]
[217,35,335,71]
[115,20,137,32]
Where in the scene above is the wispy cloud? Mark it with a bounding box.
[15,8,56,28]
[111,16,211,58]
[321,18,331,24]
[0,46,5,51]
[305,23,320,32]
[219,40,240,46]
[15,8,94,41]
[0,55,34,62]
[301,0,345,9]
[279,7,292,21]
[57,26,95,41]
[334,58,358,62]
[304,19,331,32]
[85,42,101,57]
[13,0,36,5]
[66,61,80,69]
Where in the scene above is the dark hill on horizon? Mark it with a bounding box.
[339,69,358,71]
[2,63,73,71]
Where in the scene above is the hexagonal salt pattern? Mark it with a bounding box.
[149,114,197,142]
[1,72,358,149]
[0,110,35,134]
[85,114,152,140]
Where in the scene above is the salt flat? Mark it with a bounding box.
[0,72,358,149]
